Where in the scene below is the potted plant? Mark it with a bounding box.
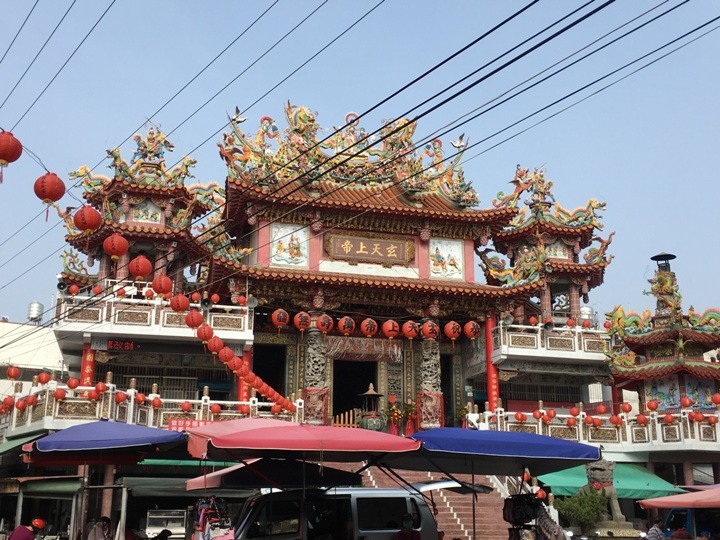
[554,491,608,534]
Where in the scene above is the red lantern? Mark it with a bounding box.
[535,488,547,500]
[647,399,659,411]
[207,336,224,355]
[68,284,80,296]
[596,404,607,415]
[171,294,190,312]
[567,417,577,428]
[191,291,201,303]
[0,130,23,180]
[66,377,80,389]
[402,321,419,340]
[532,409,542,420]
[238,404,250,415]
[584,415,594,425]
[34,172,66,204]
[239,363,251,377]
[620,402,632,414]
[260,383,269,396]
[688,411,697,422]
[271,403,282,415]
[15,399,27,411]
[382,320,400,339]
[636,413,648,426]
[567,318,576,328]
[151,397,163,409]
[664,413,675,424]
[210,403,222,415]
[528,316,538,326]
[542,414,551,424]
[463,321,481,339]
[95,382,107,393]
[581,319,592,329]
[181,401,192,413]
[210,293,220,304]
[116,287,126,298]
[144,289,154,299]
[603,320,611,329]
[547,409,556,419]
[218,347,234,364]
[37,372,51,385]
[709,416,718,425]
[443,321,461,342]
[135,392,146,404]
[73,205,102,232]
[293,311,311,334]
[6,366,20,380]
[609,414,621,427]
[114,392,127,404]
[227,356,243,372]
[196,323,214,344]
[338,316,355,336]
[88,390,100,401]
[26,394,38,407]
[316,314,334,334]
[2,396,14,408]
[592,417,602,428]
[711,393,720,406]
[245,373,256,385]
[103,233,129,260]
[569,406,580,417]
[271,309,290,329]
[151,274,173,296]
[681,396,693,408]
[237,295,247,306]
[420,321,439,340]
[514,411,524,422]
[360,318,378,338]
[128,255,153,281]
[92,283,103,295]
[185,309,204,329]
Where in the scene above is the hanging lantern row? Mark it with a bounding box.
[270,309,486,342]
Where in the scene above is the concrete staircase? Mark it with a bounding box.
[364,466,509,540]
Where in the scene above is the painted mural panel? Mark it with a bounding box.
[270,223,309,267]
[683,374,716,409]
[429,238,464,279]
[132,199,162,223]
[643,375,681,409]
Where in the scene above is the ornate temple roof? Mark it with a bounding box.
[219,103,507,231]
[605,257,720,381]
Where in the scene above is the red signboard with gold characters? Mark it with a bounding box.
[324,232,415,267]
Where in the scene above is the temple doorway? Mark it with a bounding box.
[333,359,377,415]
[253,344,286,395]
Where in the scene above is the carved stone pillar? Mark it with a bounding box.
[420,338,441,392]
[303,326,329,425]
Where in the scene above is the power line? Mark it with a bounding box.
[0,0,40,67]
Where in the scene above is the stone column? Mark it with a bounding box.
[303,325,329,425]
[418,321,442,429]
[569,283,581,320]
[541,284,552,319]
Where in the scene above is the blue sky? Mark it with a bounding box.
[0,1,718,327]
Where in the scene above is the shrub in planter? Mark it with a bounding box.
[554,491,608,534]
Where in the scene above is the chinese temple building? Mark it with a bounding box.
[604,252,720,482]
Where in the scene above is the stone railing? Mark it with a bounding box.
[467,403,720,455]
[492,323,610,361]
[0,377,303,441]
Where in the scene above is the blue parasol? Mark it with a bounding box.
[378,428,601,476]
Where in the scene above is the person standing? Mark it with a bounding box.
[87,518,110,540]
[647,517,664,540]
[9,518,46,540]
[393,513,421,540]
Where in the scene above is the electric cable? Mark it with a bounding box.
[11,1,117,130]
[0,0,40,67]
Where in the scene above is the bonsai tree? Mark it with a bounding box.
[554,491,608,534]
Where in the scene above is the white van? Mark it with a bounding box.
[233,486,440,540]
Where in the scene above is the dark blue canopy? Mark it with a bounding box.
[34,420,185,452]
[377,428,601,476]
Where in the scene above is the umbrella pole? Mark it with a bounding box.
[472,463,476,540]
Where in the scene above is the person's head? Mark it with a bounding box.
[30,518,46,532]
[401,513,413,530]
[654,518,663,527]
[156,530,172,540]
[99,517,111,529]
